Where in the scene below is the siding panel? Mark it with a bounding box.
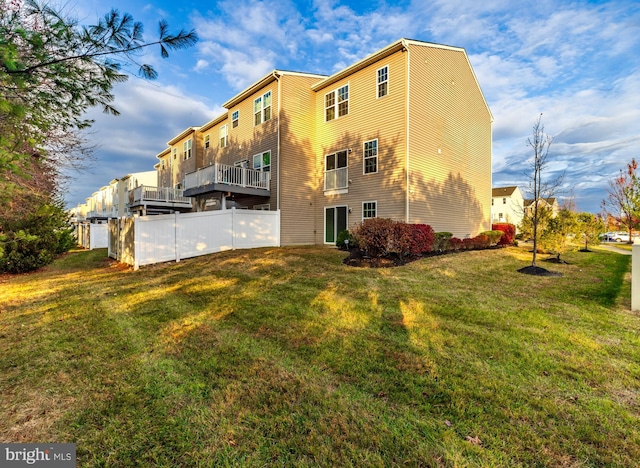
[312,49,408,244]
[408,44,492,237]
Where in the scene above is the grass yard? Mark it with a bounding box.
[1,245,639,467]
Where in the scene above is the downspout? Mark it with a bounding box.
[274,71,282,211]
[404,40,411,223]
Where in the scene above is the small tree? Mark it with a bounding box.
[577,213,605,251]
[524,114,563,267]
[602,158,640,240]
[540,208,578,261]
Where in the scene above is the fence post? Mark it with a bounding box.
[633,238,640,311]
[175,211,181,263]
[134,216,140,271]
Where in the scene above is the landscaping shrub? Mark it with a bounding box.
[480,230,504,245]
[434,232,453,251]
[0,201,75,274]
[352,218,397,258]
[336,230,356,250]
[449,237,464,251]
[492,223,516,245]
[352,219,435,259]
[412,224,436,254]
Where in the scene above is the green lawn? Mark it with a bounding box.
[1,245,639,467]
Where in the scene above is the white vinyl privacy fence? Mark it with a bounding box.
[77,222,108,250]
[108,208,280,269]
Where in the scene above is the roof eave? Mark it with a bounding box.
[311,39,407,92]
[167,127,200,146]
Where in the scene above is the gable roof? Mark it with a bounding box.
[492,186,519,197]
[309,38,492,121]
[223,70,327,109]
[524,198,558,207]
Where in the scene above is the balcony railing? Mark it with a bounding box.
[129,186,192,206]
[185,163,270,192]
[324,167,348,191]
[86,207,118,219]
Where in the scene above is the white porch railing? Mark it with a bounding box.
[324,167,348,191]
[129,186,192,205]
[87,208,118,219]
[185,163,270,191]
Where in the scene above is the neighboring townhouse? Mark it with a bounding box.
[491,186,524,228]
[149,38,492,245]
[524,197,560,218]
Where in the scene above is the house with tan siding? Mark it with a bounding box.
[153,38,493,245]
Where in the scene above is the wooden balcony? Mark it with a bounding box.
[184,163,270,198]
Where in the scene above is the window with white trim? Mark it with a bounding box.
[204,134,210,149]
[363,201,377,219]
[325,84,349,121]
[377,65,388,98]
[182,139,192,160]
[232,110,239,128]
[325,150,347,171]
[254,91,272,126]
[253,151,271,172]
[363,139,378,174]
[219,125,228,148]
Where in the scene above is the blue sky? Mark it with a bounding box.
[65,0,640,214]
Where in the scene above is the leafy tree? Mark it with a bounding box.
[602,158,640,239]
[0,0,198,174]
[0,0,198,272]
[576,212,604,251]
[540,208,578,260]
[523,114,563,267]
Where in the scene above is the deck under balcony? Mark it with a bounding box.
[184,163,270,198]
[128,186,193,214]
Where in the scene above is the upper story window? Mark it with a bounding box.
[160,159,166,170]
[325,84,349,121]
[364,139,378,174]
[503,197,507,204]
[377,66,388,98]
[183,139,192,160]
[326,150,347,171]
[220,125,228,148]
[363,201,377,219]
[232,110,239,128]
[254,91,272,126]
[173,148,177,159]
[253,151,271,172]
[204,134,210,149]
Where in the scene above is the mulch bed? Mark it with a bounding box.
[516,265,562,276]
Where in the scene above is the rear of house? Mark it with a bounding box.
[145,38,494,246]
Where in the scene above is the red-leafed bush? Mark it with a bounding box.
[412,224,436,254]
[474,234,491,249]
[449,237,464,251]
[352,217,396,258]
[492,223,516,245]
[351,219,435,259]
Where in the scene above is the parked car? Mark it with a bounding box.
[604,231,634,242]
